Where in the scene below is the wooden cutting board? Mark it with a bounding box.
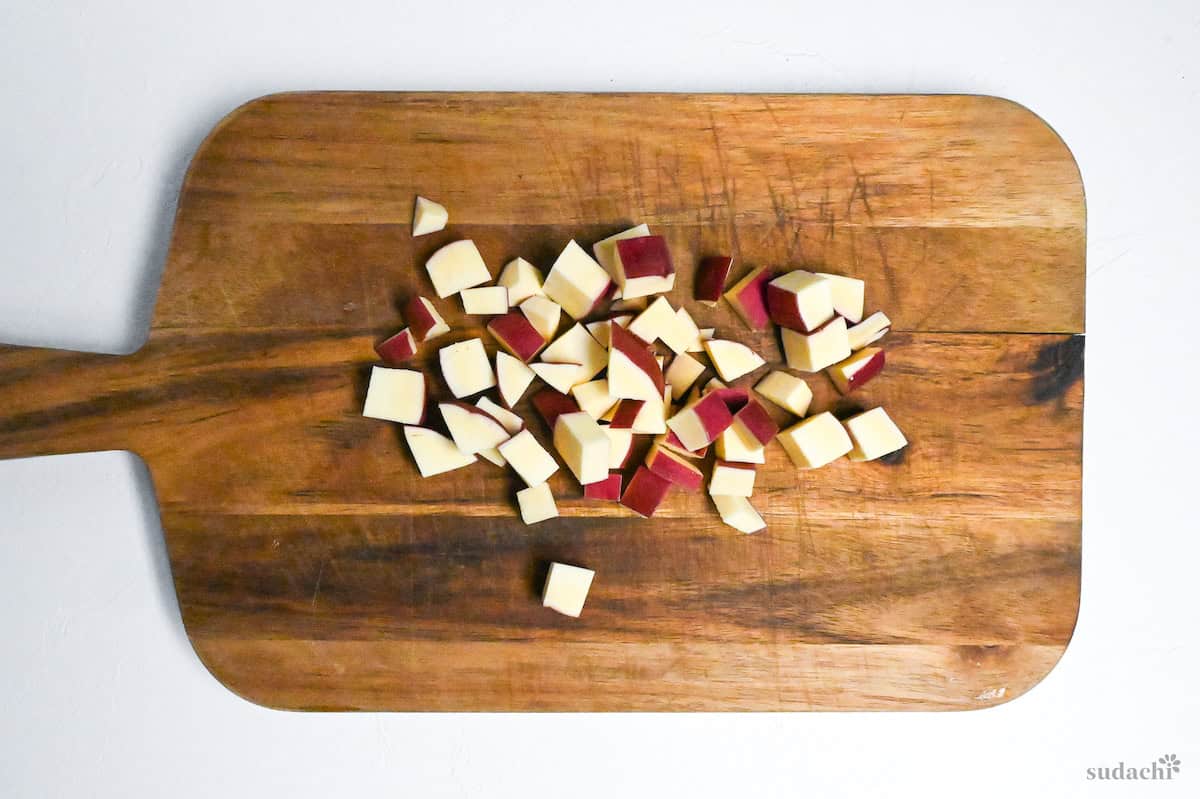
[0,93,1084,711]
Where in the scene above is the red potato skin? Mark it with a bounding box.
[615,236,675,279]
[801,315,841,336]
[765,283,817,332]
[609,323,666,394]
[695,256,734,305]
[707,387,750,414]
[732,399,779,446]
[531,389,581,431]
[675,393,735,446]
[375,329,417,364]
[725,267,773,328]
[716,459,757,473]
[446,400,506,428]
[620,466,673,517]
[662,429,708,458]
[839,349,886,393]
[609,399,646,430]
[487,311,546,362]
[645,447,703,491]
[403,296,440,340]
[766,278,837,333]
[693,394,735,440]
[587,280,618,316]
[584,472,623,500]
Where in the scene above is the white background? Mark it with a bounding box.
[1,1,1196,796]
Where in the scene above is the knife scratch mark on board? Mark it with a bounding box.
[707,110,742,265]
[847,157,897,300]
[311,560,328,608]
[217,281,243,325]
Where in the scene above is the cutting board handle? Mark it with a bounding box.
[0,343,139,460]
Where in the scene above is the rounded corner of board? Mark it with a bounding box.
[179,91,298,179]
[973,95,1085,200]
[184,636,304,713]
[947,611,1081,715]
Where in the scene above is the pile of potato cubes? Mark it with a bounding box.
[362,196,907,617]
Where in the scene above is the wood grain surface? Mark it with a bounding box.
[0,93,1084,710]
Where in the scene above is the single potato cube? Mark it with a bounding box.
[766,270,834,332]
[643,441,704,491]
[517,482,559,525]
[520,295,563,341]
[620,466,673,517]
[714,426,766,464]
[425,239,491,298]
[695,255,734,305]
[815,272,865,323]
[724,266,773,329]
[703,339,766,382]
[592,223,650,278]
[542,561,595,617]
[667,392,734,452]
[554,411,610,486]
[542,240,613,319]
[782,317,851,372]
[627,296,677,345]
[488,311,546,362]
[461,286,509,315]
[709,460,757,497]
[613,235,676,300]
[411,196,448,236]
[607,323,665,402]
[498,429,559,486]
[498,257,544,306]
[496,351,536,407]
[603,425,634,469]
[778,411,853,468]
[844,407,908,462]
[403,295,451,341]
[847,310,891,351]
[439,338,496,398]
[374,328,417,364]
[571,379,618,420]
[477,447,506,467]
[827,347,885,394]
[362,366,425,424]
[711,495,766,534]
[754,370,813,417]
[402,426,477,477]
[583,472,623,500]
[665,352,706,401]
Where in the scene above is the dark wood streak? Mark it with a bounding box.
[0,365,348,438]
[1029,335,1086,405]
